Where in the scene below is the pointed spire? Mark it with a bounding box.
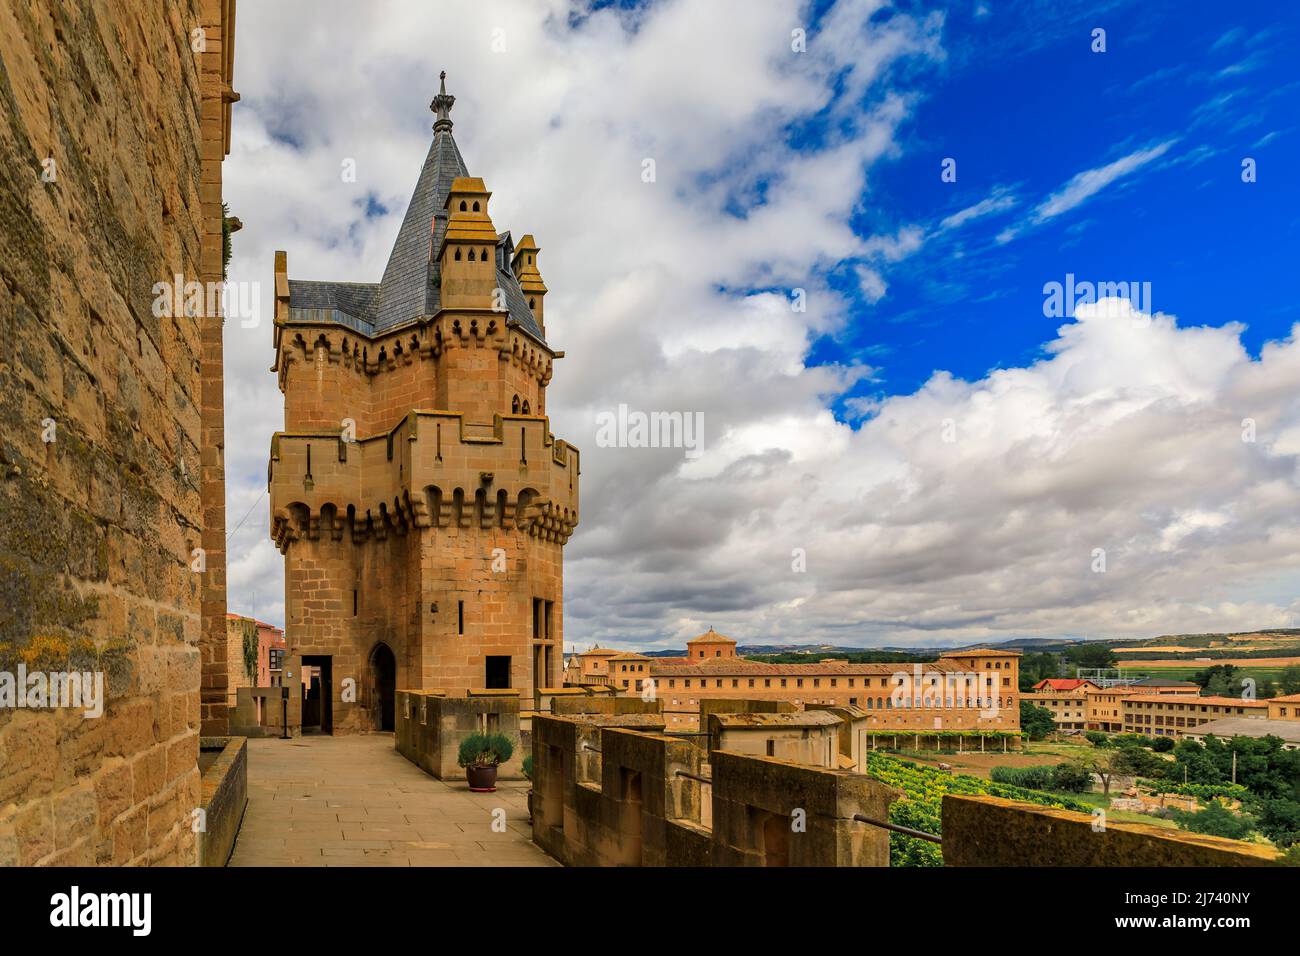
[431,70,455,133]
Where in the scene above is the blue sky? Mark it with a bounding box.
[804,0,1300,415]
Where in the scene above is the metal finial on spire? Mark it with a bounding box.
[431,70,455,133]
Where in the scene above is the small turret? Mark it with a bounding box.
[438,177,498,309]
[511,234,548,332]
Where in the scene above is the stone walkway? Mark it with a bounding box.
[228,734,556,867]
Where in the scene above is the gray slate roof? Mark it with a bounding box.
[286,126,546,344]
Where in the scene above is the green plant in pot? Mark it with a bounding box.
[458,732,514,792]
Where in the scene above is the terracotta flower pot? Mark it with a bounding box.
[466,764,499,792]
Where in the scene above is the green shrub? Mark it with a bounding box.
[1084,731,1110,748]
[457,732,514,768]
[1168,801,1257,841]
[522,754,534,780]
[990,765,1053,790]
[1049,761,1094,793]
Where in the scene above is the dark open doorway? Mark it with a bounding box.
[370,642,396,732]
[301,655,333,734]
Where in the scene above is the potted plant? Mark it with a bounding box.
[458,732,514,792]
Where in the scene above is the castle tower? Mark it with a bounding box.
[267,74,579,733]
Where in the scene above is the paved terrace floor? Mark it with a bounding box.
[228,734,556,867]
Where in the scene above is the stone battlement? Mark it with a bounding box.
[269,410,579,553]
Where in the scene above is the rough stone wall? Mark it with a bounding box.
[530,715,897,867]
[196,735,247,866]
[0,0,232,865]
[942,794,1282,866]
[394,689,525,780]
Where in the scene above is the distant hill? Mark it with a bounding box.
[624,629,1300,661]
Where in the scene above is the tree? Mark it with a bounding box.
[1169,801,1257,841]
[1279,666,1300,696]
[1050,761,1093,793]
[1111,744,1168,779]
[1064,643,1116,670]
[1019,652,1062,691]
[1019,701,1057,741]
[1193,663,1239,694]
[1079,751,1121,795]
[1255,798,1300,849]
[1084,731,1111,748]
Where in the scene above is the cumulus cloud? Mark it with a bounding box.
[220,1,1300,651]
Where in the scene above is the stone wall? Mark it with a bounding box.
[394,689,525,781]
[0,0,233,865]
[530,714,899,867]
[942,794,1283,866]
[197,735,247,866]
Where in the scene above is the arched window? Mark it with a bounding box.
[454,248,462,261]
[511,395,520,414]
[472,200,480,212]
[459,200,467,211]
[528,255,533,264]
[529,298,535,309]
[481,248,489,262]
[522,400,531,415]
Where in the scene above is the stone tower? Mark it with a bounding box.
[268,75,579,733]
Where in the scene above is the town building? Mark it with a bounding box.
[267,76,579,732]
[224,614,287,705]
[1266,693,1300,721]
[644,636,1021,734]
[1021,688,1089,732]
[1084,679,1199,732]
[1031,678,1098,692]
[1121,694,1268,737]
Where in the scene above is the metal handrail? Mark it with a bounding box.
[673,769,714,785]
[851,813,942,844]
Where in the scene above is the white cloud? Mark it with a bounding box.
[938,188,1017,231]
[1031,141,1176,224]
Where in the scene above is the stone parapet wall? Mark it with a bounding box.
[530,714,899,867]
[394,689,524,781]
[197,735,247,866]
[942,794,1283,866]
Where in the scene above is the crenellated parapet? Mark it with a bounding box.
[274,317,554,390]
[268,409,579,553]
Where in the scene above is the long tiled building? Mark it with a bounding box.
[572,630,1022,735]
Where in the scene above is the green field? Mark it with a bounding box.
[1121,664,1292,684]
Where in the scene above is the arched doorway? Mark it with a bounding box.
[370,643,396,732]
